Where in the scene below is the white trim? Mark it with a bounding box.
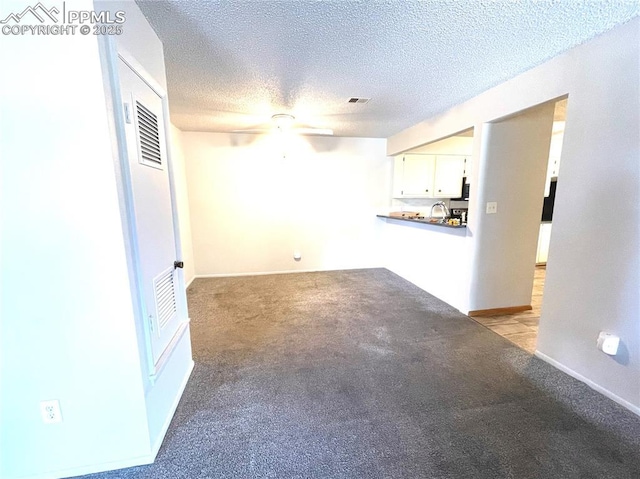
[117,47,166,98]
[185,275,196,289]
[196,270,322,278]
[193,266,384,279]
[149,359,195,460]
[150,320,190,381]
[97,35,155,380]
[534,350,640,417]
[9,454,155,479]
[159,92,189,326]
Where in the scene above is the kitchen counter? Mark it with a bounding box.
[376,215,467,229]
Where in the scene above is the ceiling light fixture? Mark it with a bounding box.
[233,114,332,136]
[271,113,295,130]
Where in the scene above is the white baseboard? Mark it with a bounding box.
[195,269,321,278]
[534,350,640,417]
[150,359,195,460]
[194,266,384,279]
[185,275,196,289]
[10,454,155,479]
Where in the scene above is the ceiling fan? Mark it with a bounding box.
[233,113,333,136]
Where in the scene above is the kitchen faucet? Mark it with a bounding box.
[430,201,450,222]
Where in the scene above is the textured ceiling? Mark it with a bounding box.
[136,0,639,138]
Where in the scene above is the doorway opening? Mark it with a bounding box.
[470,98,567,353]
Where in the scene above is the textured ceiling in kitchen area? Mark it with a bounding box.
[136,0,639,138]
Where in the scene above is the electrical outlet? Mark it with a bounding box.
[40,400,62,424]
[486,202,498,214]
[597,332,620,356]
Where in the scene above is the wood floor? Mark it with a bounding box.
[470,266,545,354]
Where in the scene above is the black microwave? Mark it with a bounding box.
[541,179,557,222]
[453,178,470,201]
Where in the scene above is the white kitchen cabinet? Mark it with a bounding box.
[544,156,560,197]
[433,155,465,198]
[392,154,464,199]
[544,130,563,196]
[460,155,471,179]
[536,223,552,264]
[392,155,405,198]
[392,155,435,198]
[403,155,436,196]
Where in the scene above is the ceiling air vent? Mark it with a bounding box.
[347,97,371,104]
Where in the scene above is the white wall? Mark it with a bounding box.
[0,2,195,477]
[382,221,471,312]
[536,22,639,413]
[170,125,196,286]
[0,1,150,478]
[469,102,554,311]
[387,18,640,412]
[182,133,391,276]
[96,0,167,92]
[409,135,474,155]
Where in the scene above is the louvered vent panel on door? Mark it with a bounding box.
[154,268,176,330]
[136,101,162,167]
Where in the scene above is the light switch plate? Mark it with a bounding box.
[486,202,498,214]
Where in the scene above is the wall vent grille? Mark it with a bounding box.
[136,101,162,166]
[154,268,176,330]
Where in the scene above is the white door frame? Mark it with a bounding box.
[97,35,189,384]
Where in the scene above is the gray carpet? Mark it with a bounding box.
[78,268,640,478]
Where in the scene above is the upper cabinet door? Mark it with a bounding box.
[433,156,465,198]
[392,154,466,199]
[392,156,405,198]
[462,156,471,180]
[401,155,435,197]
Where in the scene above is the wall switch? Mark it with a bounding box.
[596,332,620,356]
[486,202,498,214]
[40,400,62,424]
